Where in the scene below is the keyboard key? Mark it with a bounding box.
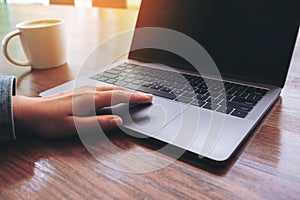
[115,81,127,86]
[123,78,135,83]
[216,106,233,114]
[163,82,174,88]
[101,72,118,79]
[195,94,210,101]
[210,97,223,105]
[125,83,140,90]
[172,89,185,96]
[234,85,248,93]
[184,86,195,92]
[226,95,234,101]
[246,94,263,102]
[197,83,208,89]
[227,101,253,112]
[136,86,176,100]
[91,76,108,82]
[176,96,192,104]
[175,77,188,84]
[239,92,249,98]
[246,87,268,96]
[194,88,208,95]
[208,91,221,98]
[150,84,163,90]
[202,103,219,111]
[105,79,117,84]
[132,79,144,85]
[126,64,136,69]
[209,86,223,93]
[253,89,267,96]
[127,73,137,78]
[173,83,186,90]
[231,96,257,106]
[142,83,153,88]
[105,69,121,75]
[181,91,196,98]
[231,110,248,118]
[160,87,172,93]
[190,80,201,87]
[190,100,206,107]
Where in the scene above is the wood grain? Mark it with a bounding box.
[0,4,300,200]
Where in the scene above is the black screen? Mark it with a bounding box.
[129,0,300,88]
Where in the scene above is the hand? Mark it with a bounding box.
[12,86,153,138]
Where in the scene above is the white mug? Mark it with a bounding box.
[1,18,67,69]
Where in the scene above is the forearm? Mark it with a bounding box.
[0,75,16,143]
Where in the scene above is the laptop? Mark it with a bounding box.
[40,0,299,162]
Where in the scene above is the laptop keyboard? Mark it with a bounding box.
[90,63,268,118]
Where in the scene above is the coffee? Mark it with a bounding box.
[18,19,62,29]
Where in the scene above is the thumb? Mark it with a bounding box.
[97,115,123,130]
[72,115,123,131]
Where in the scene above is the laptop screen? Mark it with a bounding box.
[129,0,300,88]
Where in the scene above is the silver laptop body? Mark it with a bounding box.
[40,0,299,162]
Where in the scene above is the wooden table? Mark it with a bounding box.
[1,4,300,200]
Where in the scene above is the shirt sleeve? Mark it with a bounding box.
[0,75,16,143]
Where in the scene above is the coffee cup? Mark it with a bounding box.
[1,18,67,69]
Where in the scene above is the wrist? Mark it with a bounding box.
[12,96,38,136]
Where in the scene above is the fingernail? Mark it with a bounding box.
[144,94,153,99]
[138,92,153,99]
[111,117,123,126]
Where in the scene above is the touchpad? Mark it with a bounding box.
[97,97,189,136]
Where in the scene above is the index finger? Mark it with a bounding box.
[94,90,153,108]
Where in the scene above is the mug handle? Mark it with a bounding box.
[1,30,31,66]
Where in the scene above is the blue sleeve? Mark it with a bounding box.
[0,75,16,143]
